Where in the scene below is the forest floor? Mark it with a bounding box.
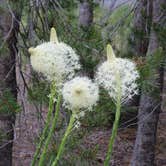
[80,124,166,166]
[81,127,136,166]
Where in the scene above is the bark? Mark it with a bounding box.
[12,2,48,165]
[12,63,48,166]
[0,115,13,166]
[132,0,152,56]
[79,0,93,27]
[155,63,166,165]
[131,0,165,165]
[154,0,166,165]
[0,1,19,165]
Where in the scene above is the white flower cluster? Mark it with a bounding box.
[95,52,139,103]
[29,42,80,86]
[62,76,99,113]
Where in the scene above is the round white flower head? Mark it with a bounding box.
[62,76,99,112]
[95,44,139,103]
[28,28,80,86]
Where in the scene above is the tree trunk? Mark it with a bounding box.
[12,2,48,165]
[128,0,153,107]
[154,0,166,165]
[0,0,19,165]
[0,115,14,166]
[131,0,165,165]
[155,63,166,165]
[132,0,152,56]
[12,63,48,166]
[79,0,93,27]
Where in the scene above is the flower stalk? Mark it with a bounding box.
[52,113,76,166]
[31,82,56,166]
[38,94,62,166]
[104,72,122,166]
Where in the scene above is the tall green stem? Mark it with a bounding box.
[104,99,121,166]
[31,82,56,166]
[38,94,62,166]
[52,113,75,166]
[104,73,122,166]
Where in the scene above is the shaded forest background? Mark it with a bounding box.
[0,0,165,165]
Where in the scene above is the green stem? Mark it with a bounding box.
[38,94,62,166]
[31,82,56,166]
[104,99,121,166]
[104,72,122,166]
[51,113,75,166]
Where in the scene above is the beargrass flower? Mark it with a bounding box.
[51,76,99,166]
[95,44,139,103]
[62,76,99,127]
[29,28,80,86]
[62,76,99,112]
[30,28,80,166]
[95,44,139,166]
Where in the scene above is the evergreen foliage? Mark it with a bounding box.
[0,90,20,115]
